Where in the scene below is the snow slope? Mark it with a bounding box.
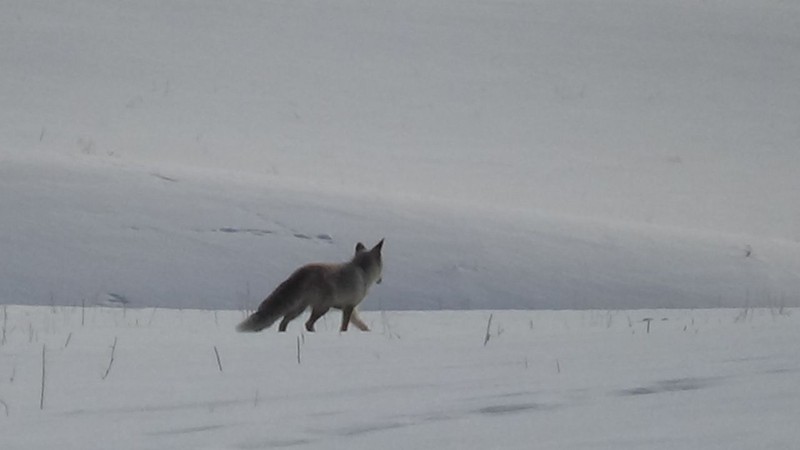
[1,155,799,311]
[1,306,799,450]
[1,0,799,310]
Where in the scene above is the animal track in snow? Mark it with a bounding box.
[206,228,333,243]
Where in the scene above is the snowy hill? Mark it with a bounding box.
[1,0,799,310]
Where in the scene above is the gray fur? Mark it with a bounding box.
[236,239,384,333]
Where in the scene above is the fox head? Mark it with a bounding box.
[354,239,384,285]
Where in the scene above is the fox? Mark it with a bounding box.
[236,239,384,333]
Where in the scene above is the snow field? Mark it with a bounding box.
[2,1,800,445]
[1,306,798,449]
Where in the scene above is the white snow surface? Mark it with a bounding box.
[1,306,799,449]
[3,3,800,447]
[1,0,800,310]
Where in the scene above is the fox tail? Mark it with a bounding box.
[236,310,277,332]
[235,271,307,332]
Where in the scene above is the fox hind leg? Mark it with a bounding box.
[278,305,307,332]
[305,306,330,332]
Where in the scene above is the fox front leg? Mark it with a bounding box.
[340,305,354,332]
[349,309,370,331]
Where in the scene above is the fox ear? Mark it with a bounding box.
[373,238,384,252]
[355,242,366,254]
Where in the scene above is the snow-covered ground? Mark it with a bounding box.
[3,2,799,448]
[1,306,798,449]
[2,0,799,311]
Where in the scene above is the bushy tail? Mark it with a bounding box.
[236,267,309,332]
[236,311,277,332]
